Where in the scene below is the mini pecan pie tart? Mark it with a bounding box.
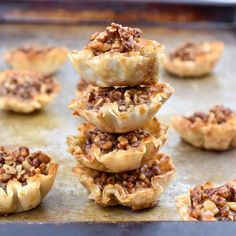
[0,146,58,214]
[164,41,224,77]
[67,118,167,173]
[74,153,175,210]
[70,82,173,133]
[0,70,59,113]
[5,45,67,75]
[176,180,236,221]
[68,22,165,87]
[171,105,236,151]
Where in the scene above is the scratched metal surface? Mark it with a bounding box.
[0,24,235,222]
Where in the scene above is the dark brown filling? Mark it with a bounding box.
[88,22,142,55]
[0,146,51,192]
[84,128,150,154]
[185,105,233,124]
[0,72,56,100]
[170,42,205,61]
[190,183,236,221]
[94,155,169,194]
[86,86,153,112]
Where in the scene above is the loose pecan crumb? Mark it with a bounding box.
[84,128,150,153]
[94,155,170,194]
[0,146,51,191]
[185,105,233,124]
[0,71,57,101]
[170,42,205,61]
[88,22,142,55]
[190,182,236,221]
[86,85,154,112]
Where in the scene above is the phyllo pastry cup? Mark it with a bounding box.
[0,146,58,215]
[171,105,236,151]
[70,82,173,133]
[164,41,224,77]
[68,22,165,87]
[0,70,59,113]
[176,180,236,221]
[67,118,167,173]
[5,45,68,75]
[74,153,175,210]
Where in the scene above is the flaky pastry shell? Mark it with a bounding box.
[175,180,236,221]
[5,46,68,75]
[67,118,168,173]
[68,39,165,87]
[0,146,58,215]
[73,153,175,210]
[171,115,236,151]
[0,70,59,113]
[164,42,224,77]
[70,82,173,133]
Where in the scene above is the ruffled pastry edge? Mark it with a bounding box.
[73,153,175,210]
[68,39,165,87]
[67,118,168,173]
[171,115,236,151]
[5,47,68,75]
[0,162,58,214]
[164,42,224,78]
[70,82,173,133]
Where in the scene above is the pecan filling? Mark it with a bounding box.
[88,22,142,55]
[185,105,233,124]
[84,128,150,154]
[0,71,56,100]
[170,42,205,61]
[94,155,169,194]
[86,86,153,112]
[0,146,51,192]
[190,183,236,221]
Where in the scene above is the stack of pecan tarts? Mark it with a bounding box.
[67,23,175,210]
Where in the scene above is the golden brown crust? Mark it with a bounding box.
[70,82,173,133]
[171,106,236,151]
[164,41,224,77]
[0,70,59,113]
[0,146,58,214]
[68,39,165,87]
[176,180,236,221]
[5,45,68,75]
[67,118,168,173]
[73,153,175,210]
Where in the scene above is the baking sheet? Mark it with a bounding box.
[0,24,235,222]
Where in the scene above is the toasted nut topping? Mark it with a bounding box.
[189,182,236,221]
[86,85,156,112]
[185,105,233,124]
[87,22,142,55]
[84,127,150,153]
[0,70,57,101]
[0,146,51,191]
[94,155,171,194]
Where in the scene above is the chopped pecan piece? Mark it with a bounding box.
[0,146,51,191]
[84,128,150,154]
[87,22,142,55]
[86,85,153,112]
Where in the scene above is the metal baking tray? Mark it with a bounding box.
[0,24,235,235]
